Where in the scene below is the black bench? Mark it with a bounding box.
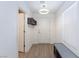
[54,43,78,58]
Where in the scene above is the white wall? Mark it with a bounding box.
[25,15,33,52]
[0,1,32,57]
[57,1,75,16]
[0,2,19,57]
[56,2,79,57]
[55,13,64,43]
[30,13,56,44]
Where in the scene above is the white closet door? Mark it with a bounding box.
[18,13,25,52]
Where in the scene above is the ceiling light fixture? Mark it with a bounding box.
[41,4,47,8]
[39,9,49,14]
[39,1,49,15]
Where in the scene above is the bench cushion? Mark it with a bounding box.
[54,43,78,58]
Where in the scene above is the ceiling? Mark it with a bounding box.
[27,1,65,14]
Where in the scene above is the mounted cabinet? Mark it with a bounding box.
[27,18,37,25]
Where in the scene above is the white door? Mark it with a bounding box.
[38,18,50,43]
[18,13,25,52]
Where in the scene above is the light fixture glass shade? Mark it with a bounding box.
[39,9,49,14]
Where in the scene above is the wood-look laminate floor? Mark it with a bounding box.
[25,44,55,58]
[18,52,25,58]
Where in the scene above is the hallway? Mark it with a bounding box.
[18,1,79,58]
[19,44,55,58]
[0,1,79,58]
[26,44,55,58]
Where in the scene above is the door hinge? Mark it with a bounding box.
[24,30,25,32]
[24,44,25,47]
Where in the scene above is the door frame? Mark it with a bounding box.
[17,8,25,53]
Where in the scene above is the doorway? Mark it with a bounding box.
[18,9,25,57]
